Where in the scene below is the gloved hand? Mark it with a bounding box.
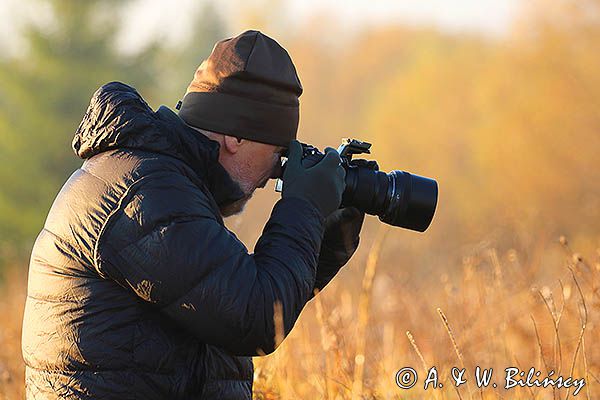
[313,206,365,291]
[282,140,346,218]
[312,158,377,293]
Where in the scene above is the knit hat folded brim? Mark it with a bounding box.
[178,90,299,147]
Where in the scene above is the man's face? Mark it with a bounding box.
[219,140,285,217]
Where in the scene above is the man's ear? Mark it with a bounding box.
[222,135,244,154]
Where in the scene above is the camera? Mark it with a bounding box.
[274,138,438,232]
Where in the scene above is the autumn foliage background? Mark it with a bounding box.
[1,1,599,399]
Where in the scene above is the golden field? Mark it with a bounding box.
[1,232,599,399]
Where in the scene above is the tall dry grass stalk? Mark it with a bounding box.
[314,292,337,399]
[406,330,428,373]
[437,307,473,400]
[350,225,389,400]
[565,268,589,400]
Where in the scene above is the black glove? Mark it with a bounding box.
[282,140,346,218]
[312,158,377,293]
[313,206,365,291]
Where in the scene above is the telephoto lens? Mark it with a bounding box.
[343,165,438,232]
[275,139,438,232]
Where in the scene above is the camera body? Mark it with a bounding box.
[276,139,438,232]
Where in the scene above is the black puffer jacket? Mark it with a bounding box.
[22,82,326,399]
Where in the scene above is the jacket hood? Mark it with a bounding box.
[73,81,246,207]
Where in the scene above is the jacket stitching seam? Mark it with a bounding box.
[37,228,95,274]
[80,163,111,187]
[93,170,178,279]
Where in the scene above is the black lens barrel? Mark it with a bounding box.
[342,167,437,232]
[341,168,388,215]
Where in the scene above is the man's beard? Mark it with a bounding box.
[219,193,252,217]
[219,172,268,218]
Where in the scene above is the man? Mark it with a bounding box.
[22,30,364,399]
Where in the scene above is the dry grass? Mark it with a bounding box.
[253,235,600,399]
[0,268,26,400]
[1,235,599,399]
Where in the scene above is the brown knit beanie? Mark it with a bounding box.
[177,30,303,147]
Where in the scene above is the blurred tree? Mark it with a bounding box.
[0,0,225,266]
[228,0,287,36]
[151,1,226,108]
[288,7,600,266]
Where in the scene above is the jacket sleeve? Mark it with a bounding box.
[96,172,324,356]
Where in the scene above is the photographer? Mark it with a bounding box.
[21,30,363,399]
